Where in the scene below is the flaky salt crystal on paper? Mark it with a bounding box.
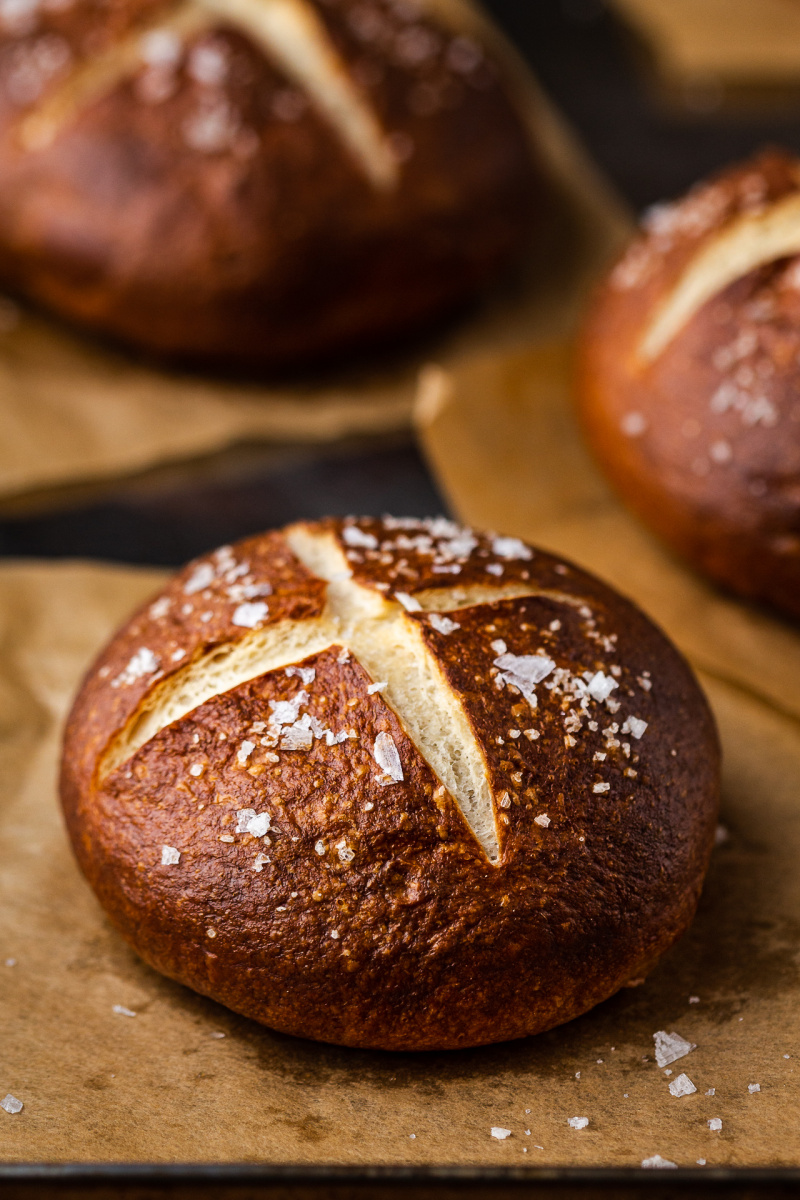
[641,1154,677,1169]
[653,1029,696,1068]
[490,1127,511,1140]
[1,1094,22,1114]
[568,1116,589,1129]
[668,1073,696,1097]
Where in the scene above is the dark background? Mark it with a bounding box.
[3,0,799,568]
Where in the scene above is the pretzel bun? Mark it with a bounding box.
[0,0,539,369]
[578,149,800,619]
[60,518,719,1049]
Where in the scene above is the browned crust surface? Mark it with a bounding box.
[60,517,720,1050]
[0,0,540,368]
[578,148,800,619]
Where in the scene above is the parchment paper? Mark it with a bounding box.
[609,0,800,90]
[0,541,799,1168]
[0,18,630,511]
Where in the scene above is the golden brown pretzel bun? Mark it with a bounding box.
[61,517,719,1050]
[578,149,800,620]
[0,0,539,369]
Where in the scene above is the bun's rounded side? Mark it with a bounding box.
[578,149,800,618]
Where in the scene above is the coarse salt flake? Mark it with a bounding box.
[314,840,325,856]
[285,665,315,685]
[491,536,532,560]
[429,614,460,635]
[373,732,403,782]
[668,1074,696,1097]
[189,763,204,777]
[368,681,388,694]
[621,412,647,437]
[654,1030,696,1068]
[493,652,555,707]
[641,1155,677,1169]
[1,1095,23,1114]
[237,740,255,766]
[236,809,270,837]
[491,1127,512,1140]
[623,716,648,739]
[534,813,550,827]
[748,1083,761,1094]
[112,647,159,688]
[486,563,504,576]
[586,671,618,703]
[336,838,355,863]
[395,591,422,612]
[253,853,270,873]
[269,692,307,726]
[708,1118,722,1131]
[232,601,268,628]
[342,525,378,549]
[184,561,215,594]
[593,782,610,794]
[161,845,180,865]
[112,1005,136,1017]
[568,1117,589,1130]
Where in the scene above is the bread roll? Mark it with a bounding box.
[61,517,719,1050]
[579,149,800,619]
[0,0,539,369]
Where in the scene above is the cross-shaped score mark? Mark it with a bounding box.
[106,527,583,864]
[18,0,400,188]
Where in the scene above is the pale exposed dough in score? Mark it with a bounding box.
[639,191,800,362]
[198,0,398,188]
[18,0,398,189]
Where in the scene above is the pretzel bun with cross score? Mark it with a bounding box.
[0,0,539,368]
[579,149,800,620]
[61,518,719,1050]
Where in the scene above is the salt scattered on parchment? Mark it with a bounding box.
[708,1118,722,1132]
[668,1073,696,1097]
[1,1095,22,1114]
[112,1005,137,1017]
[568,1117,589,1130]
[491,1127,512,1140]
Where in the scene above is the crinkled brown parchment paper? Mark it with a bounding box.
[0,12,630,511]
[0,532,799,1168]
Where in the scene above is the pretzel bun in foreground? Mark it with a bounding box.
[579,149,800,620]
[61,518,719,1050]
[0,0,539,369]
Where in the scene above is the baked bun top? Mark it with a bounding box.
[579,149,800,616]
[61,518,719,1050]
[0,0,539,366]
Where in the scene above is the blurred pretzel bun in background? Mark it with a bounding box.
[578,149,800,620]
[61,517,719,1050]
[0,0,541,370]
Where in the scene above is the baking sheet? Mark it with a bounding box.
[0,537,799,1168]
[0,22,630,510]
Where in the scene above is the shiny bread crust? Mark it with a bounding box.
[0,0,540,368]
[60,517,719,1050]
[578,148,800,619]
